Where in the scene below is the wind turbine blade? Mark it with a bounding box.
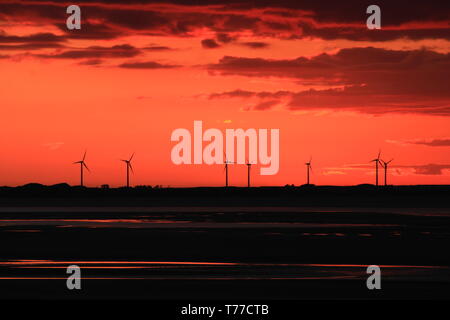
[223,152,229,163]
[83,162,90,172]
[388,158,394,164]
[129,153,135,161]
[377,150,381,160]
[129,163,134,173]
[83,150,87,161]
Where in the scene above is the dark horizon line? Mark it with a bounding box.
[1,182,450,189]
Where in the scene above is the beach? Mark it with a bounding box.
[1,204,449,299]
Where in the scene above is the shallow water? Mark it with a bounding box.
[1,259,448,282]
[1,206,450,216]
[0,207,449,299]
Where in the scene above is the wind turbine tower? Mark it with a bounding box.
[371,151,382,186]
[73,151,90,187]
[380,158,394,186]
[121,153,135,188]
[305,157,313,185]
[224,154,235,187]
[246,161,253,188]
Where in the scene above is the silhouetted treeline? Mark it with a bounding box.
[0,183,449,207]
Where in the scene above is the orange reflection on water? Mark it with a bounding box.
[0,260,238,266]
[0,260,447,269]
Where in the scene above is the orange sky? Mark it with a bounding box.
[0,1,449,187]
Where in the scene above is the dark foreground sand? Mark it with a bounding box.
[0,204,449,300]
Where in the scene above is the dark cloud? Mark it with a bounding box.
[209,89,290,99]
[303,0,450,25]
[35,44,141,59]
[179,0,449,25]
[201,39,221,49]
[234,0,450,25]
[78,59,103,66]
[55,23,124,40]
[390,138,450,147]
[412,139,450,147]
[252,99,279,110]
[286,88,450,116]
[221,14,260,31]
[409,164,450,175]
[0,33,63,43]
[210,47,450,85]
[208,55,339,80]
[118,61,179,69]
[211,88,450,117]
[101,8,171,31]
[210,89,256,99]
[143,45,173,51]
[297,22,450,42]
[207,47,450,116]
[0,43,64,50]
[241,41,270,49]
[216,33,235,43]
[0,2,67,22]
[0,1,447,41]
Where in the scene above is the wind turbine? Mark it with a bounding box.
[370,150,382,186]
[380,158,393,186]
[120,153,134,188]
[305,156,313,185]
[73,151,89,187]
[223,153,235,187]
[245,160,254,188]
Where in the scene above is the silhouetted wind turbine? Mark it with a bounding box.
[371,150,382,186]
[380,158,394,186]
[305,156,313,185]
[73,151,89,187]
[223,153,235,187]
[121,153,134,188]
[246,159,254,188]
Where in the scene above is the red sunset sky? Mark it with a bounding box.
[0,0,449,187]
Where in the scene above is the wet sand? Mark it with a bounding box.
[0,206,449,299]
